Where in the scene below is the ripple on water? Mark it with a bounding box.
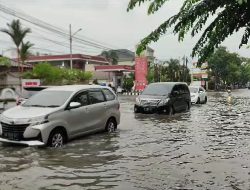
[1,91,250,189]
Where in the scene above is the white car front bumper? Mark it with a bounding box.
[0,137,45,146]
[191,96,198,104]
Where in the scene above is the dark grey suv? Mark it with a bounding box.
[134,82,191,114]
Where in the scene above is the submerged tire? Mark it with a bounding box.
[105,118,117,133]
[134,106,139,113]
[204,97,207,104]
[196,98,200,104]
[185,102,190,111]
[47,129,66,148]
[169,106,174,115]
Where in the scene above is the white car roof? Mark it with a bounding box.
[44,85,108,92]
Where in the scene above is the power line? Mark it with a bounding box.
[0,3,137,58]
[0,3,111,50]
[0,13,101,54]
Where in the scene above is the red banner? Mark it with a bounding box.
[135,57,148,91]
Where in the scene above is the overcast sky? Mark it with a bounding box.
[0,0,249,61]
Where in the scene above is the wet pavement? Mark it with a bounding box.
[0,89,250,189]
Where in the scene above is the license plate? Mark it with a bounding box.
[144,107,150,111]
[3,132,18,140]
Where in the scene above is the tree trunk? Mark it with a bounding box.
[17,48,20,72]
[17,48,22,93]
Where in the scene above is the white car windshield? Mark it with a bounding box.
[189,87,198,93]
[22,90,73,107]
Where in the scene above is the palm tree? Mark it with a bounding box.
[101,51,110,62]
[166,59,181,81]
[20,41,33,72]
[101,50,119,65]
[110,51,118,65]
[1,19,31,72]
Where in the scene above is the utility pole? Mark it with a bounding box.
[69,24,73,70]
[69,24,82,70]
[183,55,185,82]
[185,56,188,82]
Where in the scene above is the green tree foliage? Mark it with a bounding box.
[127,0,250,64]
[165,59,181,82]
[207,46,250,87]
[239,61,250,84]
[147,59,190,83]
[20,41,33,64]
[123,77,134,92]
[0,57,11,67]
[101,50,118,65]
[23,62,93,85]
[1,19,31,71]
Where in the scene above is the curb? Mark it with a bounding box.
[119,92,141,96]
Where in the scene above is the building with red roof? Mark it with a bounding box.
[25,54,109,69]
[25,53,110,81]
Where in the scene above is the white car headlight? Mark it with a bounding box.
[0,114,10,123]
[136,97,141,105]
[158,98,169,106]
[28,115,49,126]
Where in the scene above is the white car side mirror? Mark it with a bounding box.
[69,102,81,109]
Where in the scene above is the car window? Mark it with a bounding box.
[189,87,198,93]
[172,85,181,93]
[183,85,190,94]
[142,84,172,96]
[199,87,204,92]
[21,87,47,99]
[103,89,115,101]
[71,91,89,106]
[23,90,73,107]
[89,90,105,104]
[179,85,186,94]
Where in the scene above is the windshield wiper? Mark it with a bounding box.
[46,105,60,108]
[28,104,47,107]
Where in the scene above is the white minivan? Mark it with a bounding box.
[189,86,207,104]
[0,85,120,147]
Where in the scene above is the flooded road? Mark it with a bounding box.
[1,89,250,189]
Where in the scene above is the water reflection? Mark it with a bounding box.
[0,133,123,190]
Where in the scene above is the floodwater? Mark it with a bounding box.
[0,89,250,190]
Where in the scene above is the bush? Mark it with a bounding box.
[23,62,93,85]
[0,57,11,67]
[123,77,134,92]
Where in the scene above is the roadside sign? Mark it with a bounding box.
[202,74,208,79]
[22,79,40,87]
[135,57,148,91]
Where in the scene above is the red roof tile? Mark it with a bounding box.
[95,65,134,72]
[25,54,109,64]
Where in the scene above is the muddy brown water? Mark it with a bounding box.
[0,90,250,190]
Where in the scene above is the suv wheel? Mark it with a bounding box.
[134,106,139,113]
[169,106,174,115]
[47,129,66,148]
[185,102,190,111]
[197,97,200,104]
[204,97,207,104]
[105,118,117,133]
